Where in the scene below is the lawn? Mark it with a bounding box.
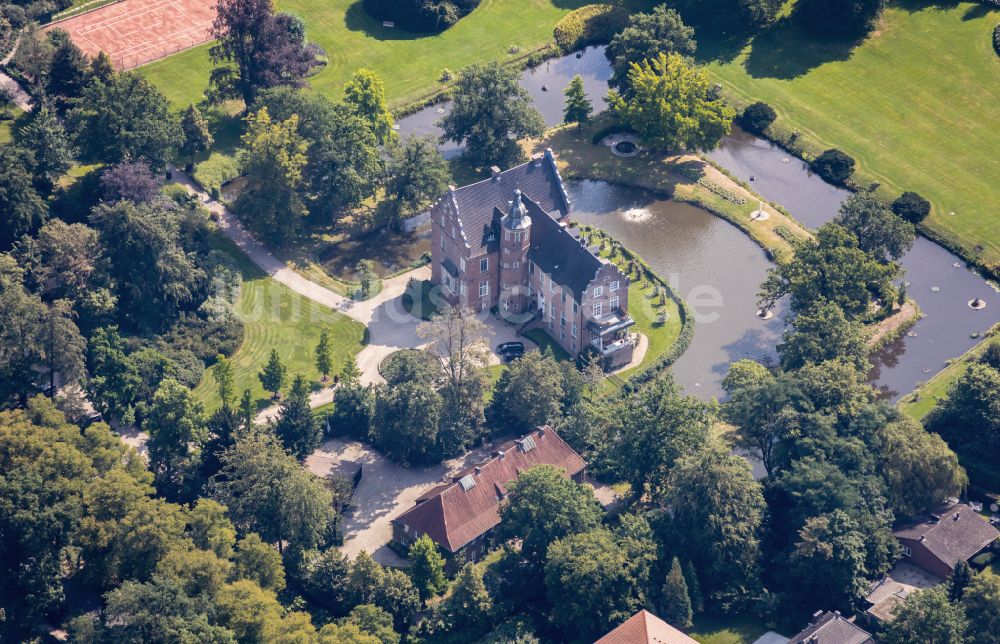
[141,0,621,111]
[700,1,1000,272]
[192,231,367,412]
[689,612,770,644]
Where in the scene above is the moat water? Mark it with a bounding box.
[397,46,1000,401]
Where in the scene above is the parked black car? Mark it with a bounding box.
[497,341,525,363]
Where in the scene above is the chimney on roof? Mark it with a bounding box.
[538,426,546,436]
[954,512,961,520]
[491,166,502,180]
[497,449,505,459]
[919,535,926,542]
[475,466,481,475]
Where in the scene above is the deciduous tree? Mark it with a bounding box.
[344,68,395,145]
[0,145,48,250]
[210,0,321,107]
[235,108,309,243]
[883,586,968,644]
[407,534,447,600]
[438,62,545,169]
[487,350,565,433]
[69,70,181,169]
[497,464,603,565]
[835,190,915,262]
[778,300,869,371]
[383,135,451,224]
[609,53,735,152]
[19,107,75,194]
[606,6,696,92]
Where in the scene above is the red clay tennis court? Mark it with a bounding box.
[46,0,217,70]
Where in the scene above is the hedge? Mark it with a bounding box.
[553,4,630,52]
[193,153,241,194]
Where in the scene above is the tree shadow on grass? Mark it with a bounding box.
[742,16,867,80]
[343,1,436,41]
[962,2,998,20]
[693,31,754,66]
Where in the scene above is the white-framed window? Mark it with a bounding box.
[440,235,445,251]
[505,230,511,241]
[549,303,556,319]
[480,258,488,272]
[593,286,604,297]
[528,260,535,274]
[503,247,509,255]
[901,545,911,557]
[571,323,577,338]
[550,280,557,294]
[573,301,578,313]
[561,291,566,304]
[593,303,603,318]
[560,314,566,328]
[479,281,488,297]
[503,262,509,269]
[610,295,619,310]
[460,282,466,295]
[560,330,565,340]
[571,341,576,351]
[513,261,519,269]
[460,257,466,272]
[610,280,620,292]
[514,232,521,242]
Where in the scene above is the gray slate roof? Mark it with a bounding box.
[524,196,604,301]
[448,150,570,252]
[788,611,875,644]
[893,501,999,568]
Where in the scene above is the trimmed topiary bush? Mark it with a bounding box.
[891,191,931,224]
[740,101,777,135]
[554,4,630,52]
[810,148,855,186]
[362,0,481,33]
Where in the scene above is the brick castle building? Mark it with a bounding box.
[429,149,636,369]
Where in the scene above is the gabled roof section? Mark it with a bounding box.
[788,611,875,644]
[445,150,570,252]
[596,610,698,644]
[525,195,606,300]
[893,501,999,568]
[393,426,585,553]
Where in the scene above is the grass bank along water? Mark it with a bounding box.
[701,1,1000,278]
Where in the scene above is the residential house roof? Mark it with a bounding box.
[788,611,875,644]
[392,426,585,553]
[595,610,698,644]
[893,501,999,569]
[445,149,570,253]
[863,561,944,623]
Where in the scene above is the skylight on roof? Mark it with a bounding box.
[517,436,537,452]
[459,475,476,491]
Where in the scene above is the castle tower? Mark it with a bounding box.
[499,189,532,319]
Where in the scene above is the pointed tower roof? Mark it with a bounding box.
[501,189,531,230]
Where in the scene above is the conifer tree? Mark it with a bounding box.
[563,74,592,130]
[949,560,972,602]
[214,354,235,408]
[683,560,704,614]
[259,349,287,399]
[180,103,213,167]
[273,374,320,460]
[408,534,447,601]
[238,388,255,430]
[661,556,693,628]
[315,329,333,382]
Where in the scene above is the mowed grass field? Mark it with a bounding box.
[193,232,367,412]
[141,0,599,110]
[701,1,1000,270]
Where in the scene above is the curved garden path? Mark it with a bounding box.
[1,35,34,112]
[169,165,434,388]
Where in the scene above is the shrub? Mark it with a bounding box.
[362,0,481,33]
[891,191,931,224]
[740,101,777,135]
[993,24,1000,57]
[553,4,630,52]
[810,148,855,186]
[193,153,241,194]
